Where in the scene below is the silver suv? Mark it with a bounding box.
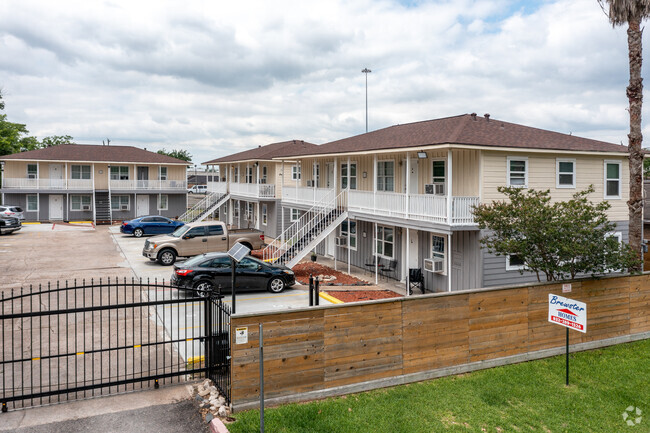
[0,205,25,221]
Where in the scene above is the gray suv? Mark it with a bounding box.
[0,215,21,235]
[0,205,25,221]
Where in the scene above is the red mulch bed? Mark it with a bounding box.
[326,290,403,303]
[292,262,370,286]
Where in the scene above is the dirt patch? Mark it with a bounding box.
[325,290,402,303]
[292,262,370,286]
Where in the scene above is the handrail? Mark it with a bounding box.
[179,192,227,222]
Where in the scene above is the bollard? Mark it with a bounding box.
[315,277,320,306]
[309,274,314,306]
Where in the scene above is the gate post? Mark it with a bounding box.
[204,293,213,380]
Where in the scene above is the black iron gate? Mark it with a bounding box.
[0,278,230,412]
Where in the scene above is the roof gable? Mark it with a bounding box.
[204,140,317,164]
[1,144,189,164]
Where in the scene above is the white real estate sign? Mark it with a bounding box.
[548,294,587,333]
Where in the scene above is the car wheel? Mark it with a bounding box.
[157,249,176,266]
[193,280,214,297]
[268,277,285,293]
[133,228,144,238]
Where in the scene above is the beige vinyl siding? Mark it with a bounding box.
[481,151,628,221]
[3,161,29,178]
[166,165,186,181]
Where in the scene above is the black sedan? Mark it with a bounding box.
[171,252,295,296]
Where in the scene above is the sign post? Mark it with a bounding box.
[548,294,587,386]
[227,242,251,314]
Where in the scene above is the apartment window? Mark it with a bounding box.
[111,195,130,211]
[110,166,129,180]
[158,194,168,210]
[604,161,621,198]
[27,164,38,179]
[556,159,575,188]
[233,200,240,219]
[340,220,357,250]
[262,204,267,225]
[261,166,267,183]
[506,254,526,271]
[432,160,446,194]
[431,234,446,271]
[71,165,91,180]
[507,157,527,187]
[246,203,254,221]
[341,163,357,189]
[27,194,38,212]
[290,208,300,222]
[246,166,253,183]
[291,165,301,181]
[376,225,394,258]
[377,161,394,192]
[313,164,320,187]
[70,195,92,211]
[233,167,239,183]
[159,167,168,181]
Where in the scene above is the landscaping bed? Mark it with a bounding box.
[292,262,371,286]
[324,290,402,303]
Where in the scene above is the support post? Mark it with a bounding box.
[406,227,410,296]
[231,258,237,314]
[259,323,265,433]
[566,327,569,386]
[375,222,378,285]
[315,278,320,306]
[309,274,314,307]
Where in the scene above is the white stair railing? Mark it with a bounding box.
[262,189,348,266]
[179,192,227,222]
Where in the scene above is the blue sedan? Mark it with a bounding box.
[120,216,185,238]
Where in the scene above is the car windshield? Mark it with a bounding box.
[171,225,190,238]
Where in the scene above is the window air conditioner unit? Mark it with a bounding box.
[424,258,444,273]
[82,205,91,211]
[425,184,445,195]
[306,180,313,187]
[335,236,347,246]
[121,205,128,210]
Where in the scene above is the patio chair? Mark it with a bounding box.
[380,259,397,279]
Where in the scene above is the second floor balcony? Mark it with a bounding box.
[229,182,276,199]
[109,179,187,190]
[2,178,94,190]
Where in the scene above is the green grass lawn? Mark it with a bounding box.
[227,338,650,432]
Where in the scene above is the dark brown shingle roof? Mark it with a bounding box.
[203,140,317,164]
[293,114,628,157]
[1,144,190,164]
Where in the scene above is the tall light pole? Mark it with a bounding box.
[362,68,371,133]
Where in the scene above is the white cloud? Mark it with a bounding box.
[0,0,645,164]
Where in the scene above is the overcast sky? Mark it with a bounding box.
[0,0,645,164]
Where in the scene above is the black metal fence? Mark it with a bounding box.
[0,278,230,412]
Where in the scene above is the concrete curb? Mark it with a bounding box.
[210,418,231,433]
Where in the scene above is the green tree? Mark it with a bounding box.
[0,91,40,156]
[473,186,639,282]
[157,148,192,162]
[41,135,75,147]
[598,0,650,271]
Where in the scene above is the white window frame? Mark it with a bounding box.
[340,220,357,250]
[431,234,446,276]
[375,224,395,259]
[233,200,240,219]
[506,254,526,271]
[432,159,446,195]
[604,160,622,199]
[290,208,300,222]
[246,202,254,222]
[157,194,168,210]
[377,160,395,192]
[507,156,528,188]
[159,166,168,181]
[261,166,267,183]
[245,166,253,184]
[341,162,357,190]
[111,195,130,211]
[70,195,92,211]
[26,194,38,212]
[110,166,129,180]
[27,164,38,179]
[291,165,301,181]
[71,164,91,180]
[556,158,576,189]
[262,204,267,226]
[233,166,239,183]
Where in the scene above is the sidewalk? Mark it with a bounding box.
[1,384,209,433]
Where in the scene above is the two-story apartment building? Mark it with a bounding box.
[0,144,189,223]
[202,140,317,238]
[268,114,629,292]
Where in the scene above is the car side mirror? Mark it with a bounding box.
[183,234,193,239]
[257,265,263,271]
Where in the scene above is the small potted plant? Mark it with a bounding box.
[310,251,317,262]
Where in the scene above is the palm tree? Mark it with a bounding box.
[599,0,650,271]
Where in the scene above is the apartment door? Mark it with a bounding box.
[49,195,63,220]
[326,163,335,189]
[137,167,149,188]
[49,164,64,189]
[136,195,149,216]
[409,159,419,194]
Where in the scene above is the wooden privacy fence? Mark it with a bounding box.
[230,274,650,410]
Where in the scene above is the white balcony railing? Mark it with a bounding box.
[284,187,479,225]
[109,179,187,190]
[1,178,93,190]
[207,182,228,194]
[229,182,277,198]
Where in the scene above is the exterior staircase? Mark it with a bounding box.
[180,192,230,223]
[262,190,348,268]
[94,191,112,224]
